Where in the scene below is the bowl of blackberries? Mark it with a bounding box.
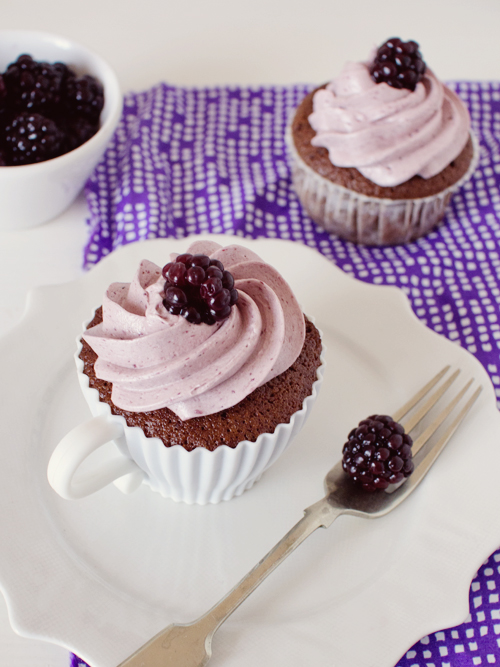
[0,31,121,230]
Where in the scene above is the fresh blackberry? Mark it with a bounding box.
[162,253,238,325]
[342,414,414,491]
[4,112,64,165]
[370,38,426,91]
[0,75,7,125]
[64,74,104,123]
[3,54,66,114]
[60,117,99,152]
[0,54,105,165]
[0,74,6,106]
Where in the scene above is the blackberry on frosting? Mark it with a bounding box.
[162,253,238,325]
[370,37,426,91]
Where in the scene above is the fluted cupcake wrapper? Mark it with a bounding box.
[75,332,325,505]
[285,128,480,246]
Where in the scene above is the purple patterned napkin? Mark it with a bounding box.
[76,81,500,667]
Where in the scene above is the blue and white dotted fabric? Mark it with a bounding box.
[80,81,500,667]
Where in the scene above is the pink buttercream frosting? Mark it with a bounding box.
[308,61,471,187]
[83,241,306,420]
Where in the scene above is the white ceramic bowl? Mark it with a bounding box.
[0,30,122,230]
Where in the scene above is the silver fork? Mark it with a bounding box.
[118,366,482,667]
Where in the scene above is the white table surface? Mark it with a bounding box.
[1,1,500,665]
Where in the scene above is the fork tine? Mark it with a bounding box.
[392,365,451,425]
[398,368,461,437]
[408,383,483,483]
[387,381,482,505]
[411,381,481,456]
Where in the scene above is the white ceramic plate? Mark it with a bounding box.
[0,235,499,667]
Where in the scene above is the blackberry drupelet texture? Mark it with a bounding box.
[370,38,426,91]
[342,414,414,491]
[64,74,104,123]
[4,112,63,165]
[162,253,238,325]
[60,117,99,153]
[3,54,66,114]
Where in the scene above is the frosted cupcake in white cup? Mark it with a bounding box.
[48,240,324,504]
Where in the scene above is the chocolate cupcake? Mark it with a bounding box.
[80,311,322,452]
[287,38,479,245]
[71,240,324,504]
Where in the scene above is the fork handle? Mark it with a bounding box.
[204,496,341,631]
[118,497,341,667]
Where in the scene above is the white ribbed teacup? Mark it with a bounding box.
[48,334,325,505]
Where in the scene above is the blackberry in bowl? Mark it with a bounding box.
[1,54,105,165]
[0,30,122,230]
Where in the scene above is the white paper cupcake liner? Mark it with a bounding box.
[75,326,325,504]
[285,127,480,246]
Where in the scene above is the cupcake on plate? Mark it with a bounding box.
[77,240,324,503]
[287,38,479,245]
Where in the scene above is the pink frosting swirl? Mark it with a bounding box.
[308,61,471,187]
[83,241,306,420]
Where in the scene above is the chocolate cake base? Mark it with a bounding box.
[291,87,474,200]
[79,309,323,452]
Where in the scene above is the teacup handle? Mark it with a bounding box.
[47,415,145,499]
